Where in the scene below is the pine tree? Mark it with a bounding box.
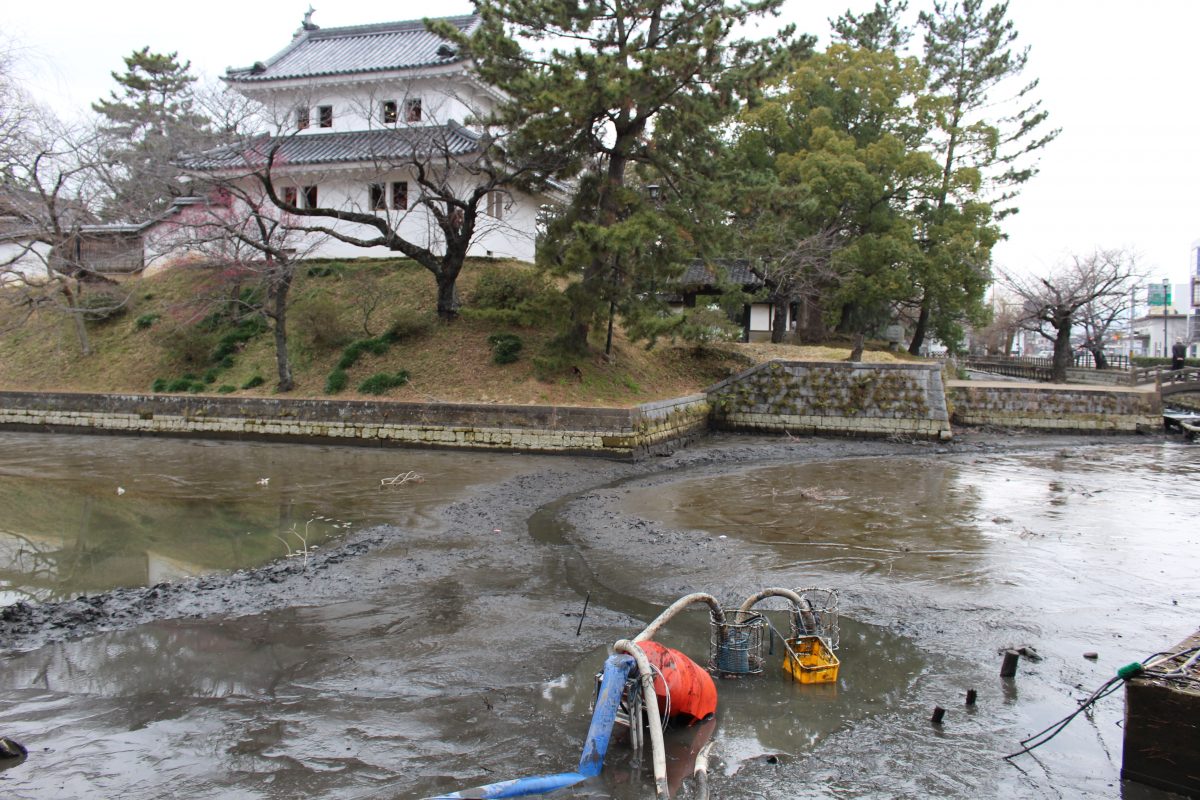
[906,0,1059,354]
[726,44,937,342]
[831,0,911,52]
[93,48,213,221]
[464,0,807,353]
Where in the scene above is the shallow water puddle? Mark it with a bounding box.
[0,432,527,604]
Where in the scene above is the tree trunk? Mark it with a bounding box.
[269,274,294,392]
[848,333,865,362]
[1088,346,1108,371]
[908,293,930,355]
[770,295,788,344]
[61,282,92,356]
[1051,320,1073,382]
[435,274,460,320]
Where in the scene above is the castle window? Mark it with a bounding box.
[282,187,297,207]
[404,98,422,123]
[486,191,505,219]
[295,107,309,130]
[392,181,408,210]
[302,185,318,208]
[382,100,398,124]
[318,105,333,128]
[369,183,386,211]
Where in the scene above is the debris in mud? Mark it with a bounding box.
[381,470,423,488]
[999,645,1042,662]
[0,736,28,769]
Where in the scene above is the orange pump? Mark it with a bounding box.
[636,640,718,723]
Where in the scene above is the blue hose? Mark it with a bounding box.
[428,654,636,799]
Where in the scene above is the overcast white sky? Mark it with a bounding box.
[5,0,1199,291]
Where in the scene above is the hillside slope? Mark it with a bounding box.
[0,259,910,407]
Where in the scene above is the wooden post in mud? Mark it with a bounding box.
[930,706,946,725]
[1000,650,1020,678]
[965,689,977,705]
[1121,629,1200,796]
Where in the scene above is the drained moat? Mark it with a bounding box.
[0,431,1196,799]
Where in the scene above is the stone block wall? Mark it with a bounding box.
[948,382,1161,431]
[0,391,710,460]
[708,361,952,440]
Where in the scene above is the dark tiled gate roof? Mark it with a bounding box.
[225,15,480,83]
[178,125,481,171]
[678,259,762,290]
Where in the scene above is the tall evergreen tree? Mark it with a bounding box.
[727,44,937,342]
[906,0,1058,354]
[93,48,213,221]
[463,0,807,353]
[831,0,911,52]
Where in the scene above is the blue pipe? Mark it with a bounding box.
[428,654,636,799]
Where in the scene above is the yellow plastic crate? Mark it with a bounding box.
[783,636,840,684]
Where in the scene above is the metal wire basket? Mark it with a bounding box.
[793,587,839,650]
[709,609,768,677]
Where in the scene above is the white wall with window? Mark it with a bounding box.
[230,169,536,261]
[253,76,495,135]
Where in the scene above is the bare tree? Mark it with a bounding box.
[180,93,550,321]
[1002,249,1141,381]
[153,180,326,391]
[0,36,34,174]
[1,112,129,356]
[745,228,843,344]
[975,289,1023,355]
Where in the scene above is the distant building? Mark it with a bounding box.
[178,13,544,263]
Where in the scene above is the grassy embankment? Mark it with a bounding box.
[0,258,914,407]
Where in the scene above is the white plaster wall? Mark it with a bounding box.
[249,74,496,133]
[749,303,771,332]
[0,240,53,284]
[217,167,537,262]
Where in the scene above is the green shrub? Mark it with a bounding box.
[294,295,352,350]
[472,266,546,310]
[337,337,390,370]
[532,351,580,382]
[235,285,265,310]
[241,375,265,390]
[325,369,348,394]
[212,316,269,362]
[306,262,346,278]
[384,309,434,343]
[487,332,523,365]
[165,377,203,393]
[163,325,218,366]
[78,290,128,322]
[216,384,237,394]
[358,370,410,394]
[151,378,168,392]
[466,266,568,327]
[135,313,160,330]
[203,368,219,384]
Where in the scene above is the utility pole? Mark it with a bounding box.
[1163,278,1170,359]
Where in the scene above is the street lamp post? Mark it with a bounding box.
[1163,278,1170,359]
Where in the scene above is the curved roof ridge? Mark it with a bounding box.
[225,14,480,83]
[307,15,480,39]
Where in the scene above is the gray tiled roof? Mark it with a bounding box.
[178,125,481,171]
[679,259,762,290]
[226,15,479,83]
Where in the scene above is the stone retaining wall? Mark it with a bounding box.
[948,382,1160,432]
[708,361,952,440]
[0,391,710,460]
